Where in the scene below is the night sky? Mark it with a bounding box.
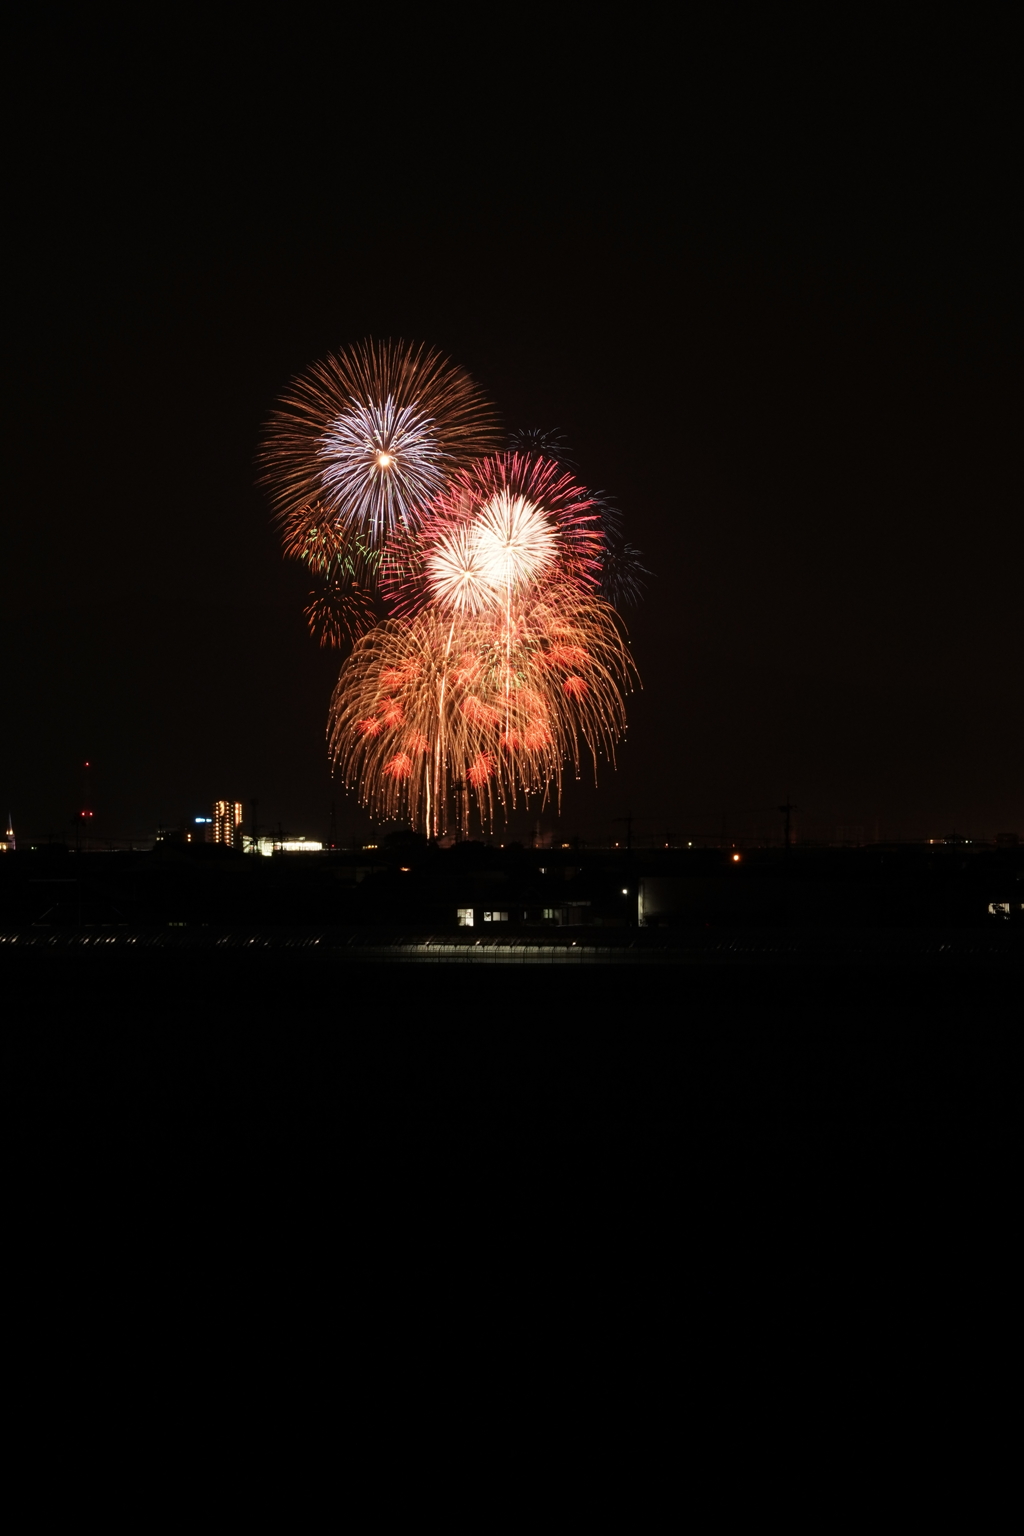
[5,18,1020,846]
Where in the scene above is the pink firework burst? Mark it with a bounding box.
[382,453,604,617]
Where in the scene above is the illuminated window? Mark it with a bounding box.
[457,908,474,927]
[211,800,244,849]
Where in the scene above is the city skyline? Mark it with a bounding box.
[3,28,1019,848]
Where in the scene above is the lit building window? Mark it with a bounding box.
[211,800,244,850]
[457,908,474,927]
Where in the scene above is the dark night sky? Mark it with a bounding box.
[3,17,1020,845]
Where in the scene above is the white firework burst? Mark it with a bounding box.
[425,491,558,614]
[318,396,447,541]
[471,491,558,592]
[423,521,493,614]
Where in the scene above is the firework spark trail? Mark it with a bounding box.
[328,588,637,836]
[260,339,499,565]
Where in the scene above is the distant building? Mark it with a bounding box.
[456,902,590,928]
[247,836,323,857]
[0,813,14,853]
[154,817,214,847]
[211,801,243,850]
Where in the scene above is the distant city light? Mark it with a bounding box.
[732,853,741,862]
[211,800,244,849]
[251,837,324,857]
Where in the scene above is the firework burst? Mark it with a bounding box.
[506,426,576,468]
[260,355,644,836]
[329,586,636,836]
[589,495,650,607]
[383,452,603,617]
[304,574,379,649]
[261,339,499,565]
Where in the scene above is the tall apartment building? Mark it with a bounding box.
[211,800,243,849]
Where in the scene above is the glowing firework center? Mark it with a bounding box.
[426,492,558,614]
[318,396,446,538]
